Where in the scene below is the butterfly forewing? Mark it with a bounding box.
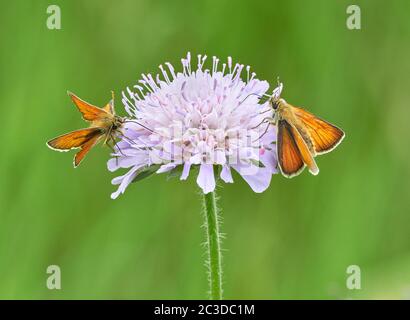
[68,92,109,122]
[277,120,305,177]
[292,106,345,154]
[102,100,115,115]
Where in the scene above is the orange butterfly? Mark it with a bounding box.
[47,91,125,167]
[260,83,345,177]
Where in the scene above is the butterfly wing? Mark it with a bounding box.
[289,123,319,175]
[47,127,104,167]
[73,133,103,167]
[47,128,104,151]
[277,120,305,177]
[102,99,115,115]
[292,106,345,155]
[67,91,109,122]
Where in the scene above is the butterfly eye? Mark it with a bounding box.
[271,101,279,110]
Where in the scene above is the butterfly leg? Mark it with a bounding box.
[103,126,113,146]
[253,115,279,142]
[105,137,117,154]
[105,138,120,166]
[253,122,272,142]
[109,135,126,157]
[107,135,125,167]
[251,116,275,130]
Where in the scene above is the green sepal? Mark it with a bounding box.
[132,164,161,183]
[167,165,184,180]
[249,159,265,168]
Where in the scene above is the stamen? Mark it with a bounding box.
[126,87,138,105]
[147,74,159,90]
[139,79,154,94]
[159,64,170,84]
[201,55,207,69]
[186,52,192,75]
[121,92,136,116]
[232,64,244,83]
[156,74,162,86]
[197,54,202,70]
[212,56,217,74]
[165,62,176,80]
[133,85,146,100]
[181,58,187,76]
[227,56,232,73]
[231,63,239,78]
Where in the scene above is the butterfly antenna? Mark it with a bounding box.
[239,93,263,105]
[230,93,264,114]
[119,132,138,147]
[124,119,158,134]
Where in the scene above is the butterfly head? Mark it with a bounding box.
[112,115,126,131]
[269,82,284,110]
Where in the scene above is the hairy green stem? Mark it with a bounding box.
[203,190,223,300]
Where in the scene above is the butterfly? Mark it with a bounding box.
[47,91,126,167]
[259,83,345,177]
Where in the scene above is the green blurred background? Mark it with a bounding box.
[1,0,409,299]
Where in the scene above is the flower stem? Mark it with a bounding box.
[203,190,223,300]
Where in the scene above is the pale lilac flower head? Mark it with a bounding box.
[108,53,278,199]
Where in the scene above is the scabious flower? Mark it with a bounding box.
[108,53,278,199]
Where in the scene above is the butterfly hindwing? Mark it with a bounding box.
[47,127,104,151]
[289,123,319,175]
[277,120,305,177]
[292,106,345,155]
[73,133,103,167]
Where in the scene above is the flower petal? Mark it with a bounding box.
[232,164,272,193]
[107,154,147,172]
[196,164,216,194]
[110,166,140,199]
[260,148,278,174]
[180,162,191,180]
[156,162,178,173]
[220,165,233,183]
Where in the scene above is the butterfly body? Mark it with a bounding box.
[267,84,345,178]
[47,92,125,167]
